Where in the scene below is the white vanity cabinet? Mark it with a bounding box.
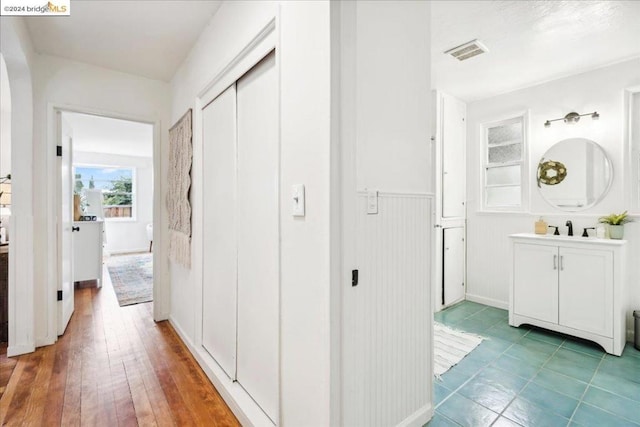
[509,233,627,355]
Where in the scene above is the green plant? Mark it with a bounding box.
[598,211,632,226]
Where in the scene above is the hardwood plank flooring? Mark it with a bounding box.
[0,270,239,426]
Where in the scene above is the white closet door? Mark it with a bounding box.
[236,51,279,422]
[202,84,238,380]
[443,227,465,306]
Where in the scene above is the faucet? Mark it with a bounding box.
[566,220,573,236]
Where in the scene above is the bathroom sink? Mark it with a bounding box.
[509,233,626,245]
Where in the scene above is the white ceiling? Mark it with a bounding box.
[26,0,222,82]
[23,1,640,100]
[432,0,640,102]
[64,112,153,157]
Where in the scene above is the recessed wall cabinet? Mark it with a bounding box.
[509,233,628,356]
[433,91,467,310]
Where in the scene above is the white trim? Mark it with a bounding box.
[625,86,640,213]
[192,15,279,426]
[479,110,529,212]
[169,316,273,427]
[47,103,167,343]
[465,293,508,310]
[397,404,434,427]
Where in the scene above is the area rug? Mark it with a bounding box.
[434,322,483,376]
[106,253,153,307]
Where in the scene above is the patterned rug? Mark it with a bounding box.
[434,322,483,376]
[106,253,153,307]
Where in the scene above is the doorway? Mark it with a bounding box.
[57,111,156,334]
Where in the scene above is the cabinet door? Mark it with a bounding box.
[559,248,613,337]
[441,94,466,218]
[443,227,465,306]
[513,243,558,323]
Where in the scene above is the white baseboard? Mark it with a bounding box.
[7,343,35,357]
[398,403,433,427]
[107,248,150,255]
[168,316,274,427]
[465,293,508,310]
[35,335,56,348]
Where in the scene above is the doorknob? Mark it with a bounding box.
[72,226,80,232]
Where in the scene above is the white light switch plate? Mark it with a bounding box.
[367,190,378,214]
[292,184,305,217]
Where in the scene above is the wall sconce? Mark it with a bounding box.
[544,111,599,127]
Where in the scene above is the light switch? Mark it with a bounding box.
[367,190,378,214]
[292,184,305,217]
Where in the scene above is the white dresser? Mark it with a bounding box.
[73,220,104,287]
[509,233,628,356]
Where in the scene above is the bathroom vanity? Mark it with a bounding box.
[509,233,628,355]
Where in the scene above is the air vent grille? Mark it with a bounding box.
[445,39,488,61]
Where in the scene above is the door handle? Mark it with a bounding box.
[553,254,557,270]
[72,226,80,232]
[560,255,564,271]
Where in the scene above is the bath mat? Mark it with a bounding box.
[107,253,153,307]
[434,322,483,376]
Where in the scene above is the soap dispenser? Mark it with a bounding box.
[535,217,548,234]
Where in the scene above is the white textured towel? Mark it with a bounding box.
[434,322,483,377]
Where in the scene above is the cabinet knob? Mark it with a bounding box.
[72,226,80,232]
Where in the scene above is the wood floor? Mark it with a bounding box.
[0,274,239,426]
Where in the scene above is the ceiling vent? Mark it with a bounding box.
[445,39,489,61]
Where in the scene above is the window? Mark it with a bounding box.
[74,166,135,219]
[482,115,526,210]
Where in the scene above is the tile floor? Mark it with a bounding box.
[428,301,640,427]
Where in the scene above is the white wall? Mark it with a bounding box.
[0,17,36,357]
[31,53,170,346]
[169,1,334,425]
[0,54,11,178]
[466,58,640,336]
[73,151,153,254]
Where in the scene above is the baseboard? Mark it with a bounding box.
[168,316,274,427]
[465,293,508,310]
[35,335,56,348]
[107,248,150,255]
[398,403,433,427]
[7,342,35,357]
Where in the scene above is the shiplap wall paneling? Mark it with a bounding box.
[236,51,279,423]
[201,83,238,380]
[343,194,433,427]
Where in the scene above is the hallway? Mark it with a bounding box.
[0,272,239,426]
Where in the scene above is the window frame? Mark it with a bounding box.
[73,164,137,222]
[626,86,640,214]
[480,112,529,212]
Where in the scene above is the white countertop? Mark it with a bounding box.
[509,232,627,246]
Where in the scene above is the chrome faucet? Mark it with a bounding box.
[566,220,573,236]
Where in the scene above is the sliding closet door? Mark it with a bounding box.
[202,84,238,380]
[236,51,279,422]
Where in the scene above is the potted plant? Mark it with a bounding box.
[598,211,632,239]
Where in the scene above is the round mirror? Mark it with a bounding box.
[537,138,612,211]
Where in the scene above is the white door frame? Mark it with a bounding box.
[44,103,166,345]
